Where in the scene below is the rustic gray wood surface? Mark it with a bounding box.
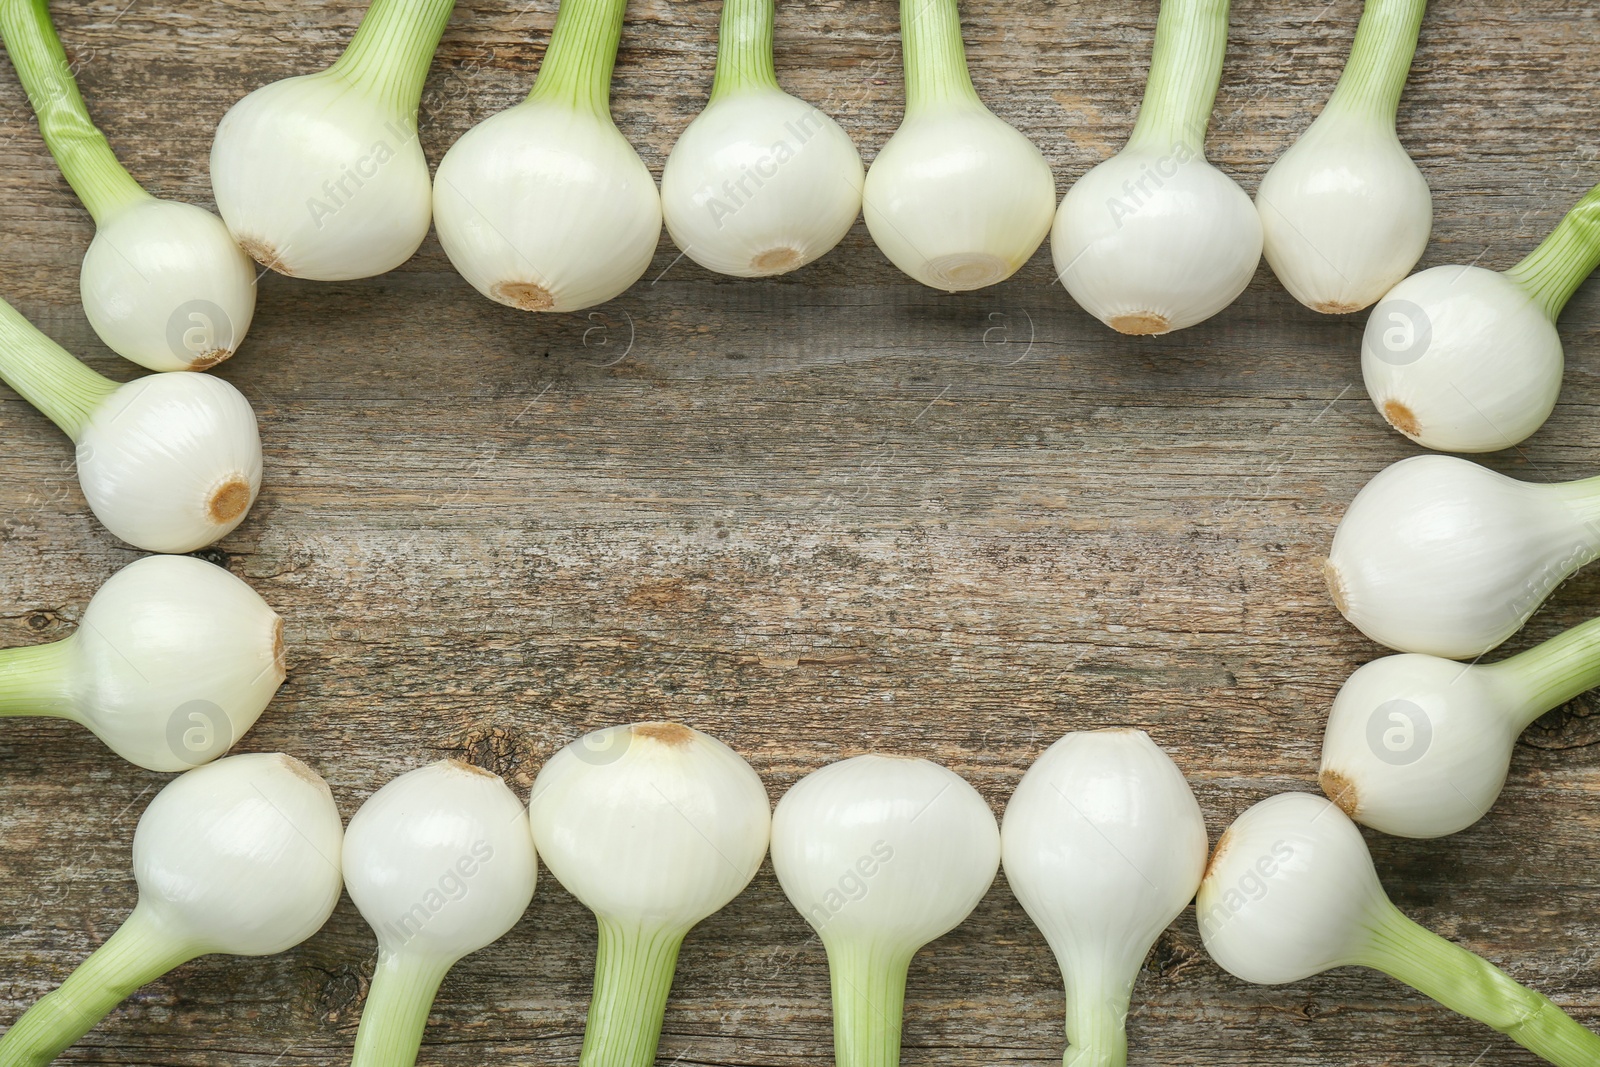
[2,0,1598,1063]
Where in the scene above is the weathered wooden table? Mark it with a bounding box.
[2,0,1597,1063]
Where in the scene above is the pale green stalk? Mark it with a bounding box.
[0,297,117,441]
[1126,0,1230,154]
[576,918,685,1067]
[1505,183,1600,322]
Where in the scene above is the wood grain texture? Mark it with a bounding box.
[2,0,1599,1063]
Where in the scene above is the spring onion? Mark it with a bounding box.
[1324,454,1600,658]
[770,754,1000,1067]
[0,753,343,1066]
[860,0,1054,292]
[0,0,257,372]
[1255,0,1430,314]
[209,0,454,281]
[1001,730,1207,1067]
[527,722,770,1067]
[1320,616,1600,839]
[433,0,661,313]
[659,0,862,278]
[1052,0,1261,334]
[0,297,261,553]
[1361,180,1600,452]
[0,554,283,771]
[1200,792,1600,1067]
[344,760,538,1067]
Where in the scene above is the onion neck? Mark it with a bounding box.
[350,949,454,1067]
[576,916,685,1067]
[899,0,983,116]
[0,0,149,223]
[0,903,196,1067]
[1126,0,1231,154]
[1504,182,1600,322]
[0,298,118,442]
[709,0,779,102]
[1061,963,1132,1067]
[825,938,914,1067]
[526,0,628,119]
[1484,616,1600,730]
[327,0,456,118]
[1322,0,1426,126]
[1364,908,1600,1067]
[0,637,75,720]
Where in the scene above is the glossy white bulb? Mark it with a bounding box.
[1324,454,1600,658]
[62,554,284,771]
[76,372,262,553]
[134,752,345,956]
[1053,143,1262,335]
[662,88,862,278]
[434,101,663,314]
[211,74,432,281]
[1361,265,1560,452]
[345,759,537,959]
[862,106,1055,292]
[82,199,258,372]
[1257,114,1431,315]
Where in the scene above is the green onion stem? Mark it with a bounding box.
[709,0,779,102]
[327,0,455,119]
[526,0,628,119]
[899,0,982,115]
[349,951,454,1067]
[1323,0,1427,124]
[0,297,118,442]
[1505,182,1600,322]
[0,639,72,719]
[1126,0,1231,155]
[0,0,149,223]
[1484,616,1600,729]
[1062,970,1132,1067]
[826,939,913,1067]
[1365,908,1600,1067]
[0,904,196,1067]
[576,917,685,1067]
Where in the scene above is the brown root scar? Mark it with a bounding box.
[271,616,287,683]
[633,722,695,747]
[1382,399,1421,438]
[1320,768,1360,818]
[188,348,233,371]
[1110,312,1171,336]
[208,478,253,525]
[493,281,556,312]
[751,247,804,275]
[1322,559,1348,615]
[275,752,324,787]
[1313,300,1365,315]
[446,758,498,778]
[1201,827,1233,884]
[240,238,292,276]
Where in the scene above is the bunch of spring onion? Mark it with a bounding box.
[861,0,1054,292]
[1002,730,1207,1067]
[344,760,538,1067]
[660,0,862,278]
[1256,0,1431,314]
[0,753,344,1066]
[1200,792,1600,1067]
[0,554,283,770]
[1320,615,1600,838]
[1361,180,1600,452]
[770,753,999,1067]
[434,0,661,313]
[1053,0,1261,334]
[527,722,770,1067]
[210,0,454,280]
[0,0,256,371]
[0,296,261,552]
[1324,454,1600,658]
